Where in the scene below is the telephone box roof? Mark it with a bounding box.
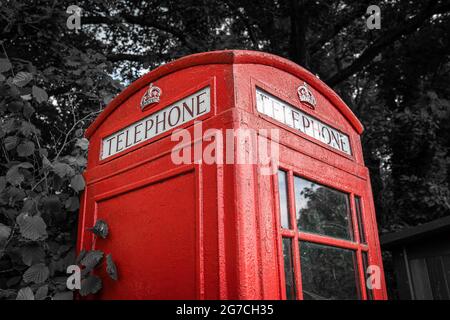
[85,50,364,138]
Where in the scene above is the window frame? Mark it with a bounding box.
[274,167,373,300]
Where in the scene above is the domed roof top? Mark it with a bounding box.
[86,50,363,138]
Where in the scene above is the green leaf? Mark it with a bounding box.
[0,176,6,193]
[7,187,25,204]
[16,213,47,241]
[17,140,35,157]
[65,196,80,212]
[35,285,48,300]
[12,71,33,87]
[20,121,38,137]
[23,263,50,284]
[75,128,84,138]
[76,249,87,264]
[42,155,52,169]
[17,162,33,169]
[21,245,45,266]
[70,174,85,192]
[80,250,103,269]
[80,274,102,296]
[106,254,118,281]
[4,135,19,150]
[6,166,24,186]
[21,94,32,101]
[16,287,34,300]
[0,58,12,73]
[32,85,48,103]
[88,219,108,239]
[23,103,35,118]
[52,291,73,300]
[7,100,23,112]
[0,289,17,299]
[42,195,62,215]
[52,162,74,178]
[75,138,89,150]
[6,276,21,287]
[0,223,11,243]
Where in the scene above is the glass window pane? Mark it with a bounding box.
[282,238,296,300]
[362,251,374,300]
[278,170,290,229]
[300,242,360,300]
[294,176,353,240]
[355,196,366,243]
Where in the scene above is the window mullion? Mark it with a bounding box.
[351,193,368,299]
[287,170,303,300]
[350,193,361,243]
[356,248,368,300]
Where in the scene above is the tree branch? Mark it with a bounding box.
[324,0,445,86]
[106,53,157,63]
[82,14,205,52]
[310,4,367,55]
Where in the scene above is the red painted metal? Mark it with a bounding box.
[77,50,386,299]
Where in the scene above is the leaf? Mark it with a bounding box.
[23,103,35,118]
[76,249,87,264]
[12,71,33,87]
[80,250,103,269]
[80,274,102,296]
[106,254,118,281]
[0,58,12,73]
[88,219,108,239]
[7,100,23,112]
[23,263,50,284]
[32,85,48,103]
[65,196,80,212]
[75,138,89,150]
[0,223,11,243]
[17,162,33,169]
[0,176,6,193]
[16,287,35,300]
[6,166,24,186]
[20,121,38,137]
[4,135,19,150]
[35,285,48,300]
[42,195,62,215]
[75,128,84,138]
[52,162,74,178]
[52,291,73,300]
[6,163,32,186]
[42,155,52,169]
[7,187,25,204]
[70,174,85,192]
[21,245,45,266]
[16,213,47,241]
[6,276,21,287]
[0,289,17,299]
[17,140,35,157]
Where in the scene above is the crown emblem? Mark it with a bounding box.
[141,83,162,110]
[297,82,316,108]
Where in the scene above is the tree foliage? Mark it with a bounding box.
[1,0,449,299]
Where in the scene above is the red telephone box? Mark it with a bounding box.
[77,50,387,300]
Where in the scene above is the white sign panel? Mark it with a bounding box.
[256,88,352,155]
[101,86,210,160]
